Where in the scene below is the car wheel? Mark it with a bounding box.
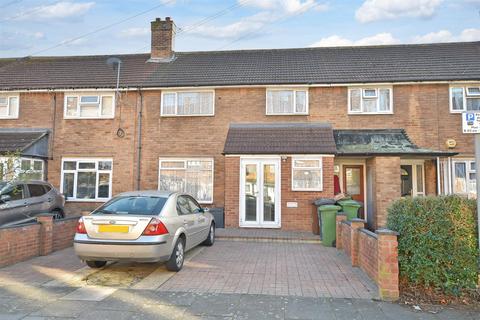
[166,237,185,272]
[52,209,64,220]
[86,260,107,268]
[203,223,215,246]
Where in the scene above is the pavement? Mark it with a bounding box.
[0,241,477,319]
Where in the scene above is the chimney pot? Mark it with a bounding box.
[150,17,176,62]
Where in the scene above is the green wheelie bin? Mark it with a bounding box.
[317,205,341,247]
[337,199,362,220]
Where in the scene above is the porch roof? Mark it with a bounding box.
[334,129,457,157]
[223,122,336,155]
[0,129,49,158]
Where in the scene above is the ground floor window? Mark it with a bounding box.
[61,158,113,201]
[291,157,323,191]
[158,158,214,203]
[453,159,476,196]
[0,157,44,181]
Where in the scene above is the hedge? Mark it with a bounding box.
[387,195,478,295]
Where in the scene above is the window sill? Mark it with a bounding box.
[160,114,215,117]
[64,117,115,120]
[0,117,19,119]
[66,198,109,203]
[348,112,393,115]
[266,113,309,116]
[291,188,323,192]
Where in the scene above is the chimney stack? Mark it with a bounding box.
[150,17,176,62]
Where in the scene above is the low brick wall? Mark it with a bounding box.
[336,215,399,301]
[0,214,80,268]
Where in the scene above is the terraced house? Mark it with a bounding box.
[0,17,478,232]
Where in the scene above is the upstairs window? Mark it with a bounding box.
[266,89,308,115]
[0,94,19,119]
[161,91,214,116]
[450,86,480,112]
[64,93,114,119]
[348,88,392,114]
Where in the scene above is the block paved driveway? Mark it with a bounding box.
[0,240,477,319]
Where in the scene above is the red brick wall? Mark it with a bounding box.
[224,157,240,228]
[341,222,352,259]
[358,229,378,282]
[0,215,80,268]
[52,216,80,251]
[0,223,41,268]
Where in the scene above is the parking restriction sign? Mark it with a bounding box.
[462,112,480,133]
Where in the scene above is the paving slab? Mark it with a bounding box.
[60,286,118,301]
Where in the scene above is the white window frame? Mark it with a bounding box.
[265,88,309,115]
[0,157,44,180]
[348,87,393,115]
[449,85,480,113]
[452,159,476,195]
[158,158,214,204]
[63,92,115,119]
[60,158,113,202]
[160,90,215,117]
[0,94,20,119]
[291,156,323,191]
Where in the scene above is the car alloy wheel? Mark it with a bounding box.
[176,241,184,267]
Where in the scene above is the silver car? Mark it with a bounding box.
[0,180,65,227]
[74,191,215,271]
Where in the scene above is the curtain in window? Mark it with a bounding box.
[454,162,466,193]
[451,87,464,111]
[177,92,213,115]
[350,89,361,111]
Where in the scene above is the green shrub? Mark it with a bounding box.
[387,195,478,295]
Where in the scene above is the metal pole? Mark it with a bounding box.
[475,134,480,251]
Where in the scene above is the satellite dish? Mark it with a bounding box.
[106,57,122,69]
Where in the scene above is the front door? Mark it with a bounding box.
[240,158,280,228]
[401,162,425,197]
[343,165,365,218]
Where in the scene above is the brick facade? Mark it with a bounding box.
[1,83,473,229]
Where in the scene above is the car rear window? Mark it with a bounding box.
[94,196,168,215]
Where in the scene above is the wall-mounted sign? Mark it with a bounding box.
[462,112,480,134]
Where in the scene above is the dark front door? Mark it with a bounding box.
[343,165,365,218]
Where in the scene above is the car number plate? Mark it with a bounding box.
[98,225,129,233]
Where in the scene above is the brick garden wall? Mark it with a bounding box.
[336,215,399,301]
[0,215,80,268]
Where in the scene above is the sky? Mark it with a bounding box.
[0,0,479,58]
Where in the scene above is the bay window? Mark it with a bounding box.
[450,86,480,112]
[292,157,323,191]
[61,158,113,201]
[453,160,476,196]
[161,91,214,116]
[0,94,19,119]
[158,158,214,203]
[64,93,115,119]
[348,87,392,114]
[266,89,308,115]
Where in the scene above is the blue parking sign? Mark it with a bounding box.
[466,113,475,121]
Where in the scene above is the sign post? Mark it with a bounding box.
[462,112,480,251]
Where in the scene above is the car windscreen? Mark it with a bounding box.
[94,196,168,216]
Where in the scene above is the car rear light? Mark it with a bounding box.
[142,218,169,236]
[76,218,87,234]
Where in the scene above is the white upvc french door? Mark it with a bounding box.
[400,160,425,197]
[239,158,281,228]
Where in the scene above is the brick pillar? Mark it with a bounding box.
[37,214,54,256]
[424,160,437,196]
[336,213,347,249]
[372,157,401,229]
[224,157,240,228]
[350,218,365,267]
[376,228,400,301]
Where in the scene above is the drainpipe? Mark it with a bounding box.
[447,157,452,194]
[436,157,441,195]
[136,89,143,190]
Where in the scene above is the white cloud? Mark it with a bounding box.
[413,28,480,43]
[185,0,328,40]
[0,31,46,51]
[355,0,442,23]
[118,27,149,38]
[16,1,95,20]
[310,32,400,47]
